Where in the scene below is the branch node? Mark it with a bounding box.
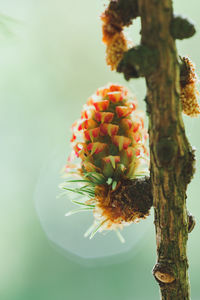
[179,56,195,87]
[155,138,178,168]
[108,0,139,26]
[117,45,158,80]
[170,16,196,40]
[153,263,176,284]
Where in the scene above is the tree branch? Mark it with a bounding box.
[137,1,195,298]
[116,0,197,298]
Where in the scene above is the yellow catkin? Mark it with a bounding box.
[180,57,200,117]
[106,32,128,71]
[181,84,200,117]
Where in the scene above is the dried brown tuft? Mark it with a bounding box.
[95,177,152,226]
[101,12,122,44]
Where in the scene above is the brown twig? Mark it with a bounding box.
[115,0,196,298]
[138,1,194,298]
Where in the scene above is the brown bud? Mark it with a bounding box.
[188,213,196,233]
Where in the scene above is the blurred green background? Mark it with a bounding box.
[1,0,200,299]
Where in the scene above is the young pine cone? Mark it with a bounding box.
[63,84,151,241]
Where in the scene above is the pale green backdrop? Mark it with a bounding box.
[1,1,200,299]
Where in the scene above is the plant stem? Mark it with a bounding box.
[137,1,194,299]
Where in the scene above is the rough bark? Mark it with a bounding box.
[137,1,194,299]
[103,0,196,297]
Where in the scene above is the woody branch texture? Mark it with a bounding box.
[114,0,197,299]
